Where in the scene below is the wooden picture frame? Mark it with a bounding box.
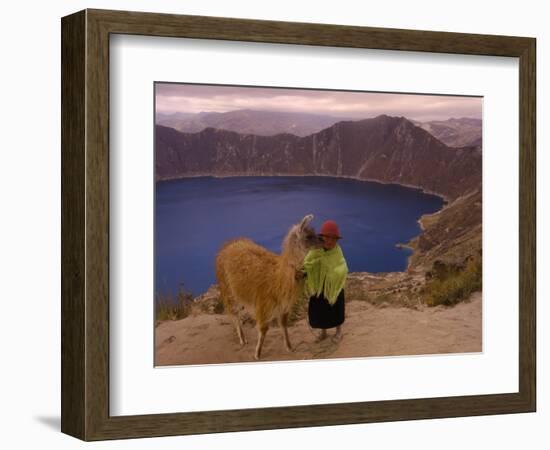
[61,8,536,441]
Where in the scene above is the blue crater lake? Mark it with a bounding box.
[155,176,445,298]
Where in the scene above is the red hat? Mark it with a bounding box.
[319,220,342,239]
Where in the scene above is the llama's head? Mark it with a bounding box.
[282,214,323,262]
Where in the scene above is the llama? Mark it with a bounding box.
[215,214,322,360]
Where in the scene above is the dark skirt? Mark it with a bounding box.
[308,289,345,329]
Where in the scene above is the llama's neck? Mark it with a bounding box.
[279,249,302,272]
[280,230,304,270]
[277,242,306,304]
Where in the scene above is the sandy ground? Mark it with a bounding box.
[155,292,482,366]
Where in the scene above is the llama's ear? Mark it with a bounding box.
[299,214,314,230]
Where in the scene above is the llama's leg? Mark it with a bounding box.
[233,314,247,346]
[219,285,247,346]
[226,306,247,346]
[279,313,293,352]
[254,323,269,360]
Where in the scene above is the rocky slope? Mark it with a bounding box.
[407,188,482,270]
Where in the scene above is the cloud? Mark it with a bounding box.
[155,83,482,121]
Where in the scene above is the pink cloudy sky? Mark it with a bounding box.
[156,83,482,122]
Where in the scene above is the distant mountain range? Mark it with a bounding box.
[156,114,481,200]
[156,109,353,138]
[412,117,482,148]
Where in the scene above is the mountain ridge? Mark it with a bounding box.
[156,114,481,201]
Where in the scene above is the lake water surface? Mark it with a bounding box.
[155,176,444,298]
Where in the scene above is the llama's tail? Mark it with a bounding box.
[215,252,235,314]
[215,238,254,314]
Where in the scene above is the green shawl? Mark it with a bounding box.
[303,244,348,305]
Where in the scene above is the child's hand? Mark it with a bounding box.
[295,268,307,280]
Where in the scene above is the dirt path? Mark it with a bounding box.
[155,292,482,366]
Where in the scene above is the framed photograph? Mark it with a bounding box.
[61,9,536,441]
[153,83,482,366]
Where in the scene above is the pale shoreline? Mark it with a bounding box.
[156,172,451,203]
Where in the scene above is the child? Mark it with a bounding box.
[303,220,348,343]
